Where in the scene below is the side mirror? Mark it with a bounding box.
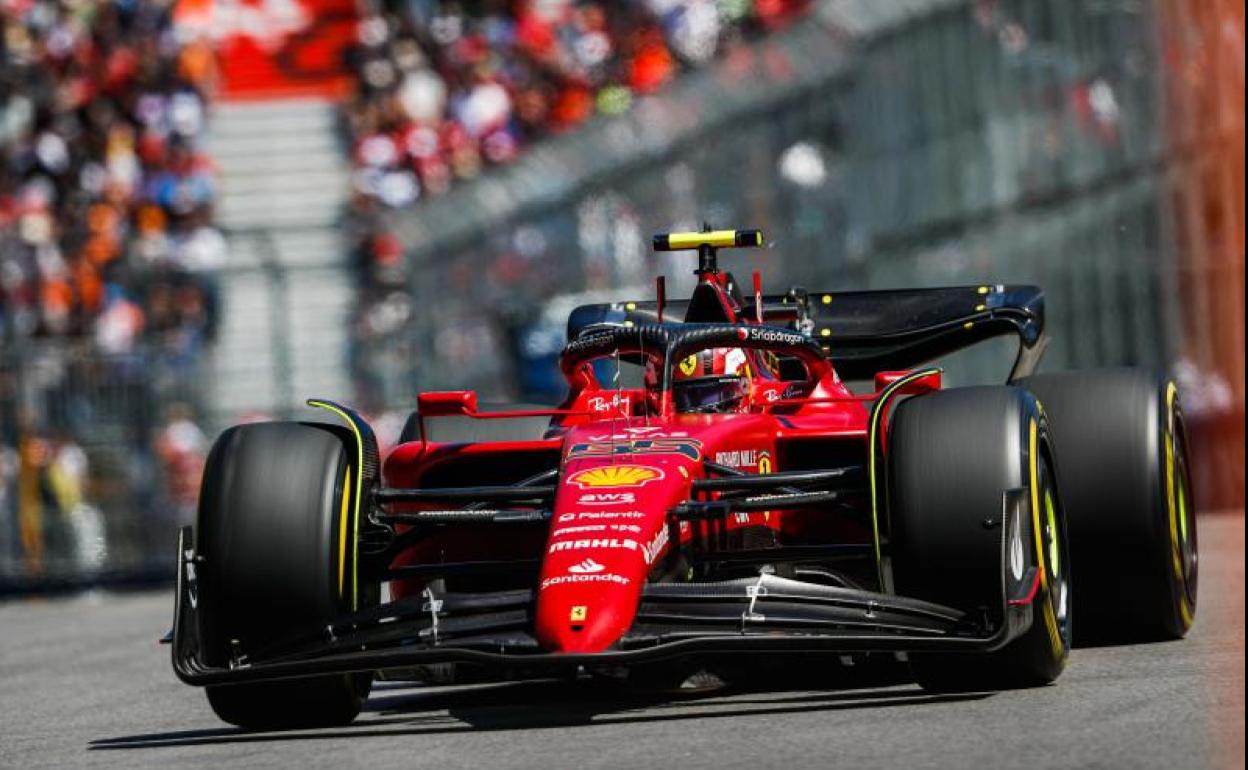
[417,391,478,416]
[874,370,942,395]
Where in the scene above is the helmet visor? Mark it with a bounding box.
[673,376,748,414]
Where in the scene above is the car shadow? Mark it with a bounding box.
[90,666,991,751]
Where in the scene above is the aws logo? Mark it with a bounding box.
[577,492,637,505]
[567,465,664,488]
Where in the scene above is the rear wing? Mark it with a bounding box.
[567,285,1046,382]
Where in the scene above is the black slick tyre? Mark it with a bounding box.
[196,421,375,729]
[889,386,1071,692]
[1020,369,1197,644]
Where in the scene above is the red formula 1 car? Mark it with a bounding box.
[169,229,1198,729]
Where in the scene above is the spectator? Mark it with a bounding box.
[342,0,809,389]
[1,1,223,580]
[340,0,811,211]
[0,0,223,358]
[154,402,208,528]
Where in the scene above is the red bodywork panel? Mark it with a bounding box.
[383,399,879,654]
[380,270,932,656]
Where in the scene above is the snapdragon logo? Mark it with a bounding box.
[739,327,806,346]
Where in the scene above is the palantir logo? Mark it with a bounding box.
[568,558,605,574]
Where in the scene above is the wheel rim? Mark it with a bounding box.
[1039,458,1072,651]
[1173,429,1199,606]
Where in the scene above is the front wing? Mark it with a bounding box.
[169,528,1040,687]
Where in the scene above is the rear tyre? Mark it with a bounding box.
[197,422,376,729]
[1020,369,1197,644]
[890,387,1071,692]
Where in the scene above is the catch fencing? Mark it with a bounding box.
[0,340,207,590]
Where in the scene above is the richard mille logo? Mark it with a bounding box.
[568,558,606,574]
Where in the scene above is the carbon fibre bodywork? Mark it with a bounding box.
[171,526,1042,686]
[567,284,1046,381]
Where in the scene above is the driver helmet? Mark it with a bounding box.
[671,348,750,413]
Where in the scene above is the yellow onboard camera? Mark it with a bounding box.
[652,229,763,252]
[653,228,763,276]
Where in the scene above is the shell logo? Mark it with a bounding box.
[567,465,664,488]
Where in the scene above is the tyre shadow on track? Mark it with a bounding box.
[89,666,992,751]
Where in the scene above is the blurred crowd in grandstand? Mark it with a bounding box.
[1,0,224,352]
[343,0,808,388]
[343,0,808,210]
[1,1,220,578]
[0,399,207,579]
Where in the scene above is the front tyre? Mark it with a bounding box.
[196,422,376,729]
[889,387,1071,692]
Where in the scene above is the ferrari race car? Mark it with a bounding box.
[168,229,1198,729]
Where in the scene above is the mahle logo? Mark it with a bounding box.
[566,465,663,488]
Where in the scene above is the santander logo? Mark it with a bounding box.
[568,558,605,574]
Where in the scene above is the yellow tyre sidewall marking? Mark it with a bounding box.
[1163,382,1194,630]
[338,465,351,599]
[307,400,364,611]
[1030,416,1065,660]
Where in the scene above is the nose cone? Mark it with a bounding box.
[535,568,641,653]
[535,449,689,653]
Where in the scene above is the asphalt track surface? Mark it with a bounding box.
[1,513,1242,770]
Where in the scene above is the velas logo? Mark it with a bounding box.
[568,558,605,574]
[566,465,664,488]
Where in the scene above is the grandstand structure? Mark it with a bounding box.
[205,99,354,420]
